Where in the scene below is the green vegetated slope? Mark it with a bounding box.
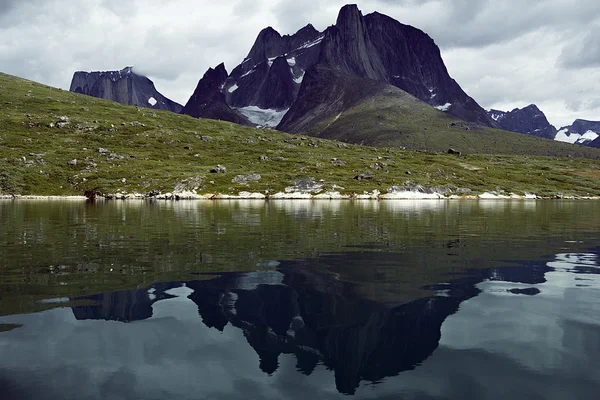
[309,85,600,157]
[1,72,599,197]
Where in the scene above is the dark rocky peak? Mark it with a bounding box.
[246,26,286,64]
[319,5,387,81]
[285,23,323,54]
[336,4,362,29]
[69,66,182,113]
[295,23,318,38]
[244,24,323,68]
[202,62,229,88]
[180,64,250,125]
[491,104,556,139]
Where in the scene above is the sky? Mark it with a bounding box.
[1,0,599,128]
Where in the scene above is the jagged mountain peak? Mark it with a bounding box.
[488,104,556,139]
[513,104,542,114]
[184,4,498,132]
[204,62,228,83]
[256,26,282,39]
[180,63,249,125]
[299,23,317,32]
[320,5,387,82]
[335,4,363,25]
[284,24,319,40]
[336,4,363,26]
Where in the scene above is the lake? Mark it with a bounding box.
[0,199,599,399]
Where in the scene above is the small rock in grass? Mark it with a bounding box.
[355,170,375,180]
[210,165,227,174]
[232,174,261,185]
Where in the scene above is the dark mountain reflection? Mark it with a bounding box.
[68,252,569,395]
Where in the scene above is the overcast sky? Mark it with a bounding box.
[1,0,599,128]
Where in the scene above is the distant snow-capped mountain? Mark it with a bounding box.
[555,119,600,147]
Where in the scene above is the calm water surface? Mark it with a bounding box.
[0,200,599,399]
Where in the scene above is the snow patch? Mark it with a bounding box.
[488,110,505,121]
[235,106,289,128]
[554,128,575,143]
[148,97,157,106]
[240,69,255,79]
[228,84,238,93]
[579,130,599,143]
[297,35,325,50]
[38,297,70,304]
[553,128,597,145]
[293,71,305,84]
[435,103,452,112]
[287,57,296,66]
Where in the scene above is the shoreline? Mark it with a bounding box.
[1,191,599,201]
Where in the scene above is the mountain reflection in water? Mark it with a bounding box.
[1,251,598,399]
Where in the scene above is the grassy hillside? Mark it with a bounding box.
[309,85,600,157]
[1,72,599,198]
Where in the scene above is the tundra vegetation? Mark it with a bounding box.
[1,72,599,198]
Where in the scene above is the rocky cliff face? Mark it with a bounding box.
[487,104,557,139]
[69,67,182,113]
[364,11,496,127]
[183,4,497,131]
[319,5,388,81]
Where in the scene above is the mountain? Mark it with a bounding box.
[486,104,557,140]
[180,63,250,126]
[182,4,499,134]
[555,119,600,147]
[69,66,182,113]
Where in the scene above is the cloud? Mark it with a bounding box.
[1,0,600,128]
[559,25,600,70]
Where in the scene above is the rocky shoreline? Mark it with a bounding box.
[1,191,598,201]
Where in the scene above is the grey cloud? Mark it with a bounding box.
[559,27,600,70]
[565,99,584,112]
[367,0,600,49]
[0,0,38,14]
[101,0,139,17]
[232,0,263,18]
[1,0,600,127]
